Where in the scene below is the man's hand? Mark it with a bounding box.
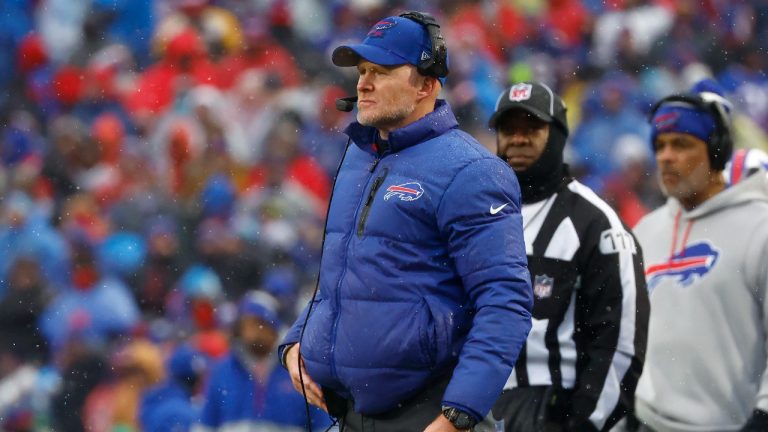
[423,413,466,432]
[285,343,327,411]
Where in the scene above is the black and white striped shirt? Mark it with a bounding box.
[505,179,649,431]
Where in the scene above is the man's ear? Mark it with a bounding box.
[416,75,439,101]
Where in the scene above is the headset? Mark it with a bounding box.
[648,93,734,170]
[398,10,449,79]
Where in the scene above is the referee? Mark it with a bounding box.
[485,82,650,432]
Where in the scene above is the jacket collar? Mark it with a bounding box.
[344,100,458,156]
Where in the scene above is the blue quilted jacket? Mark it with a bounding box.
[282,100,532,421]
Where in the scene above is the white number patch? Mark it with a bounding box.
[599,229,637,254]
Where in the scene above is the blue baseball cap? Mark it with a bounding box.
[332,15,445,83]
[238,290,281,331]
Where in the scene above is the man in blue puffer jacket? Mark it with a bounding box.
[279,11,533,432]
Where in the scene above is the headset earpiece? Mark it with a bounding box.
[398,11,449,78]
[648,93,734,170]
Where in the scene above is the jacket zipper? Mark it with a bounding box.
[329,155,386,381]
[357,166,388,237]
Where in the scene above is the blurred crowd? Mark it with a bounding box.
[0,0,767,430]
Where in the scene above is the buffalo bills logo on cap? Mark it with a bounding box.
[384,182,424,202]
[509,83,533,102]
[654,111,680,131]
[645,241,720,292]
[367,20,397,38]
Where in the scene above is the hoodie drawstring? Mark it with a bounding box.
[670,209,695,260]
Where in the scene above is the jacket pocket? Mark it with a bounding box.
[421,295,467,367]
[419,297,437,365]
[334,299,432,369]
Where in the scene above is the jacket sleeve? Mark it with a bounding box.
[569,216,649,431]
[436,157,533,421]
[747,222,768,415]
[278,295,323,363]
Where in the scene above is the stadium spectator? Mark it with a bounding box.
[0,190,69,288]
[299,84,353,178]
[196,291,329,431]
[81,339,164,432]
[165,264,229,359]
[0,256,52,364]
[38,234,141,352]
[136,215,186,315]
[126,27,220,117]
[140,344,209,432]
[49,338,109,432]
[217,16,302,88]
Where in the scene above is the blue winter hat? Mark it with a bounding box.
[200,174,236,219]
[97,231,147,277]
[2,127,36,165]
[167,345,208,381]
[177,264,222,300]
[262,267,297,298]
[237,291,281,331]
[650,105,717,145]
[650,78,731,146]
[332,15,447,84]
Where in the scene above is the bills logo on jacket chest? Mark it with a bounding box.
[384,182,424,202]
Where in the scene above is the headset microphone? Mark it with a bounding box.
[336,96,358,112]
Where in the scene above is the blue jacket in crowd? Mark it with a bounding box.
[282,100,533,421]
[197,353,330,431]
[140,381,198,432]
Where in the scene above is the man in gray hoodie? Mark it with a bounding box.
[633,81,768,432]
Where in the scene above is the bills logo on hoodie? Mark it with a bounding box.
[645,241,720,291]
[384,182,424,202]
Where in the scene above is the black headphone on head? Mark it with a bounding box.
[648,93,734,170]
[398,10,449,79]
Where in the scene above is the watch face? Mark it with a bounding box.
[443,408,475,429]
[454,413,474,429]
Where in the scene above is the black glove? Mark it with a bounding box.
[564,417,599,432]
[741,409,768,432]
[543,388,598,432]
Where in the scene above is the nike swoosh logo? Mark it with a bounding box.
[490,203,509,215]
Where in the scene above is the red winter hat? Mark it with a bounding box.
[166,28,206,62]
[52,66,84,106]
[17,33,48,74]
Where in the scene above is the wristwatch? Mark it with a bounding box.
[442,406,476,430]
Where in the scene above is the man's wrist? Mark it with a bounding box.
[279,343,296,369]
[441,405,477,430]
